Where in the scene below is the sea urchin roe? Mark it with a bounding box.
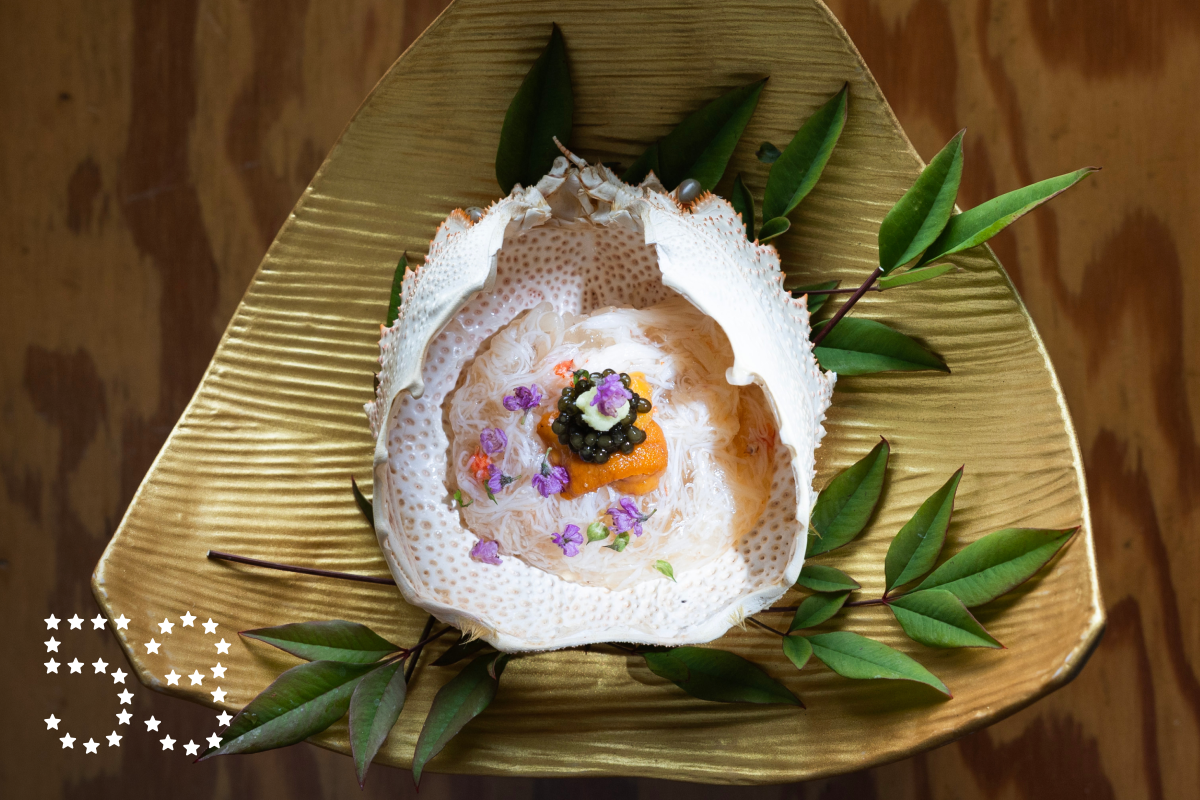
[537,372,668,499]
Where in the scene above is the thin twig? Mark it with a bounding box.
[844,597,888,608]
[793,286,883,296]
[747,617,786,637]
[810,266,883,348]
[207,550,395,585]
[404,615,439,682]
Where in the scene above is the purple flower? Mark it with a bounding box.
[532,448,569,497]
[469,539,502,566]
[551,524,584,557]
[479,427,507,455]
[608,497,656,538]
[485,464,516,503]
[590,373,632,418]
[503,384,543,413]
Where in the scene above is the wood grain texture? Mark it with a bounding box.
[1,0,1195,797]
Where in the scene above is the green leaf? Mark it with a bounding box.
[349,659,407,786]
[730,173,755,241]
[917,168,1098,267]
[621,143,660,186]
[586,520,610,543]
[351,477,375,532]
[385,253,407,328]
[788,591,850,632]
[643,647,802,706]
[782,635,813,670]
[887,589,1001,649]
[787,280,839,315]
[877,130,965,274]
[412,653,510,785]
[806,631,949,696]
[884,468,963,592]
[757,216,790,242]
[655,560,676,581]
[916,527,1077,607]
[877,263,954,290]
[605,531,630,552]
[761,83,848,221]
[813,317,948,376]
[201,659,380,758]
[630,79,767,191]
[242,620,401,664]
[756,141,782,163]
[795,564,860,593]
[495,24,573,194]
[806,438,889,557]
[433,636,493,667]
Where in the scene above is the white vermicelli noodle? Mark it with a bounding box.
[447,296,777,591]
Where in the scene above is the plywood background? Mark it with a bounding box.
[1,1,1194,798]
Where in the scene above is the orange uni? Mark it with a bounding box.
[536,373,668,499]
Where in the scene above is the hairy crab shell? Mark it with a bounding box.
[367,154,835,652]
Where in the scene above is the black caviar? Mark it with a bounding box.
[551,368,653,464]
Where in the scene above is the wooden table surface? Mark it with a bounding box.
[2,1,1195,797]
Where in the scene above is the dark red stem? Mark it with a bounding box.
[747,617,787,637]
[797,286,883,295]
[404,615,444,682]
[206,550,394,585]
[810,266,883,348]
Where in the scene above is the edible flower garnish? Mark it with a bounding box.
[453,489,473,508]
[532,448,569,497]
[586,520,610,543]
[591,372,633,418]
[469,539,501,566]
[479,427,507,455]
[551,524,583,557]
[608,497,656,537]
[604,531,630,552]
[553,359,576,380]
[485,464,517,504]
[503,383,543,421]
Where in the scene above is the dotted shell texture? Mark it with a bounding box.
[367,156,836,652]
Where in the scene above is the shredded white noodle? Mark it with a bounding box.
[447,296,776,590]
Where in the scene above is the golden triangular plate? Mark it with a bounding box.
[94,0,1103,784]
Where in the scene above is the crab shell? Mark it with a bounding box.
[367,156,835,652]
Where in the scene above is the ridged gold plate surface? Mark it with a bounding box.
[93,0,1103,784]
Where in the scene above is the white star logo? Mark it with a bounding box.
[116,709,132,725]
[202,619,218,634]
[60,733,75,749]
[188,670,204,686]
[44,714,60,730]
[145,639,161,654]
[91,614,106,630]
[144,716,161,732]
[91,658,108,674]
[206,733,222,749]
[45,615,60,630]
[67,659,83,674]
[112,669,127,684]
[158,618,175,635]
[45,659,60,674]
[160,735,175,751]
[106,731,122,747]
[211,663,227,679]
[184,740,200,756]
[211,687,227,703]
[114,614,130,630]
[181,611,196,627]
[83,739,99,754]
[214,639,230,654]
[117,689,134,705]
[165,670,180,686]
[45,637,60,653]
[67,615,83,630]
[216,711,232,727]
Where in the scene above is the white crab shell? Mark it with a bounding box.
[367,156,835,652]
